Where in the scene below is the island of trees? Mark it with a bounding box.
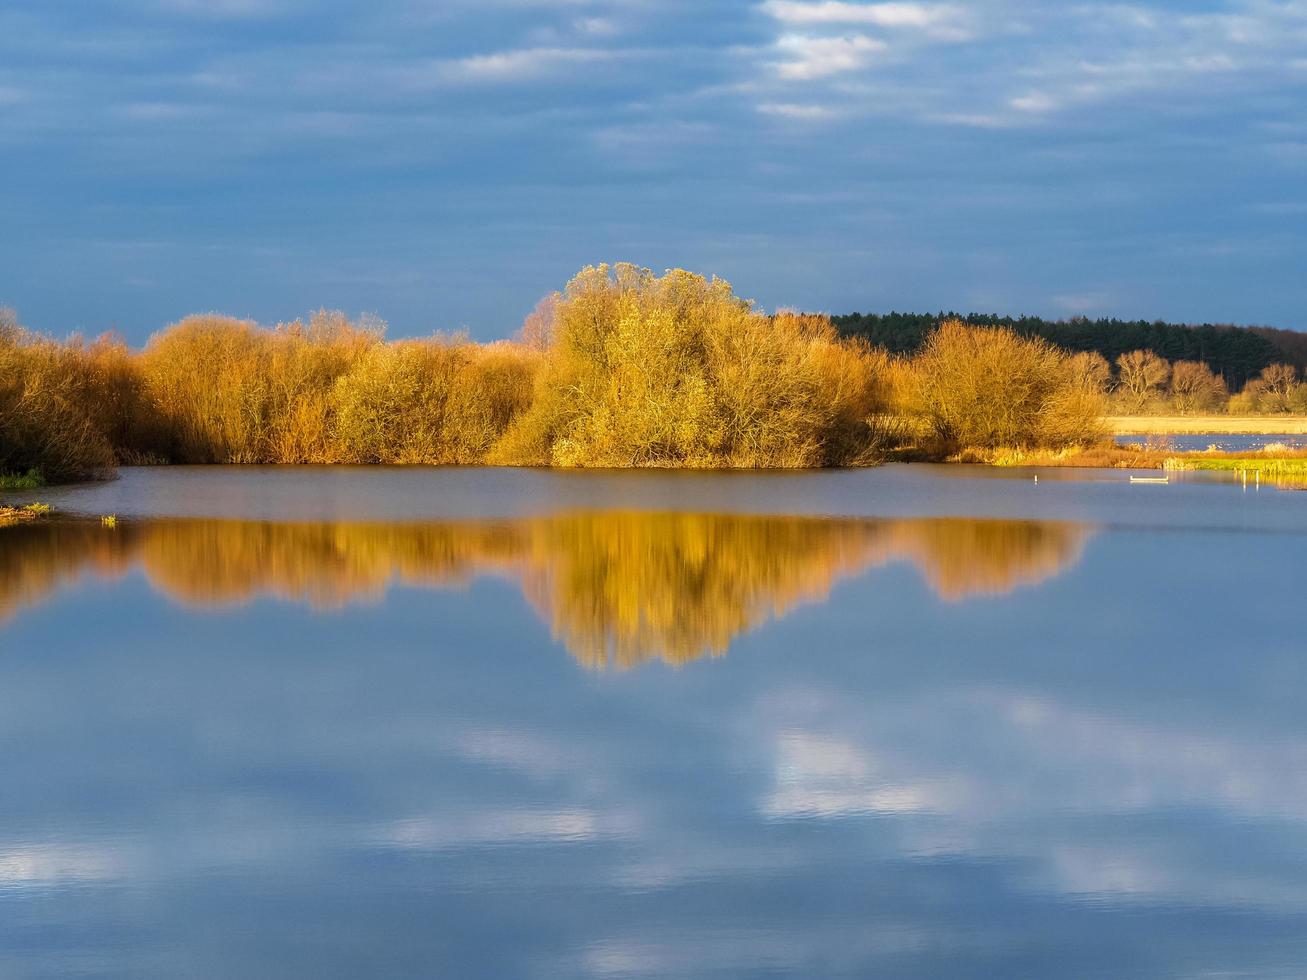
[3,263,1305,486]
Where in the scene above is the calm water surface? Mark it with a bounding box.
[2,465,1305,978]
[1116,432,1307,452]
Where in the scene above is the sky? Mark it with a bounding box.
[1,0,1305,344]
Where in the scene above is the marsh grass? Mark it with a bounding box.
[0,502,52,527]
[1164,452,1307,475]
[972,443,1169,469]
[0,469,44,490]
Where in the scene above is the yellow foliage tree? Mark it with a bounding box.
[908,320,1106,450]
[492,264,887,468]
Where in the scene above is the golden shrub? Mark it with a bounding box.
[909,320,1105,450]
[492,265,890,468]
[0,317,118,482]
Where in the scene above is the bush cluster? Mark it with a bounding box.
[902,320,1107,452]
[494,265,889,468]
[3,269,1138,484]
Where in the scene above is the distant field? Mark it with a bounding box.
[1107,415,1307,435]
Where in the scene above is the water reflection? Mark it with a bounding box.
[1,513,1090,667]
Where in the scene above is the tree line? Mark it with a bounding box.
[5,267,1302,486]
[2,267,888,483]
[832,311,1307,390]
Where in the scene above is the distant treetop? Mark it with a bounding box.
[830,311,1307,390]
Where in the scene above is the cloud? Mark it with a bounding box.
[757,101,841,119]
[752,0,1307,129]
[1009,90,1060,114]
[446,45,616,83]
[774,33,886,78]
[1,0,1306,336]
[574,15,620,36]
[761,1,970,37]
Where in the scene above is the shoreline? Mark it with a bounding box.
[8,439,1307,491]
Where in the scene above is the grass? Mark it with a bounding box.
[0,502,52,527]
[966,441,1307,473]
[1164,454,1307,475]
[958,443,1169,469]
[0,469,44,490]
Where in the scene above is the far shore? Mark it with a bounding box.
[1107,415,1307,435]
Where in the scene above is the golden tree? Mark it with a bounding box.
[909,320,1104,450]
[492,264,887,468]
[1115,349,1171,412]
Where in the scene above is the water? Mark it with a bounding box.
[1116,432,1307,452]
[2,466,1306,978]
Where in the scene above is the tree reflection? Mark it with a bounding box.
[0,513,1090,668]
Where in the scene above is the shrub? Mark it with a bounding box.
[0,314,117,482]
[140,315,273,463]
[141,311,383,463]
[492,264,889,468]
[1115,349,1171,412]
[909,320,1105,451]
[1169,360,1227,414]
[1256,363,1298,413]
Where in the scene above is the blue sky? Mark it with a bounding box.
[1,0,1305,343]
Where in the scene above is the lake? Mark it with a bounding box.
[2,465,1306,978]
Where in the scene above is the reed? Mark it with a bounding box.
[0,469,45,490]
[1164,454,1307,475]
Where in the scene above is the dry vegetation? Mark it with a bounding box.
[0,503,51,528]
[494,265,890,468]
[1,266,908,481]
[901,319,1107,454]
[15,267,1298,485]
[1108,347,1307,416]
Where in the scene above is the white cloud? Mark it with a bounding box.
[761,1,959,30]
[757,101,841,119]
[1010,90,1059,113]
[774,33,886,79]
[753,0,1307,126]
[448,46,614,82]
[574,16,620,36]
